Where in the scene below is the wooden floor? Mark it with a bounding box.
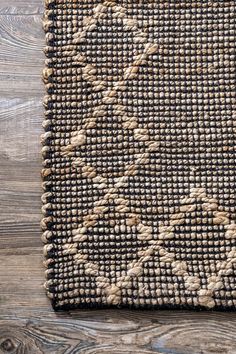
[0,1,236,353]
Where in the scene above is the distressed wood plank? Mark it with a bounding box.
[0,99,42,269]
[0,15,44,96]
[0,98,43,161]
[1,308,236,354]
[0,0,44,15]
[0,98,42,230]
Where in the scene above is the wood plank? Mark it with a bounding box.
[0,98,43,160]
[0,98,42,231]
[0,0,44,15]
[1,308,236,353]
[0,98,42,248]
[0,250,47,309]
[0,15,44,96]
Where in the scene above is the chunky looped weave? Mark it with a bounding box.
[42,0,236,310]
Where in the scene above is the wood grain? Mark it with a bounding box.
[0,2,236,354]
[0,15,44,96]
[0,0,43,15]
[1,309,236,354]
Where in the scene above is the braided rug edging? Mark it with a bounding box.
[41,0,57,306]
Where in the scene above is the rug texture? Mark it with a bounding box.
[42,0,236,310]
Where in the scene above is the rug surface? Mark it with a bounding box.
[42,0,236,310]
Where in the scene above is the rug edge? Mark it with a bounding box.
[41,0,57,307]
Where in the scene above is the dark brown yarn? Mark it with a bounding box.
[42,0,236,310]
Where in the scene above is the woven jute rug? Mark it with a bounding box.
[42,0,236,310]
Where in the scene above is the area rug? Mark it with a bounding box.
[42,0,236,310]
